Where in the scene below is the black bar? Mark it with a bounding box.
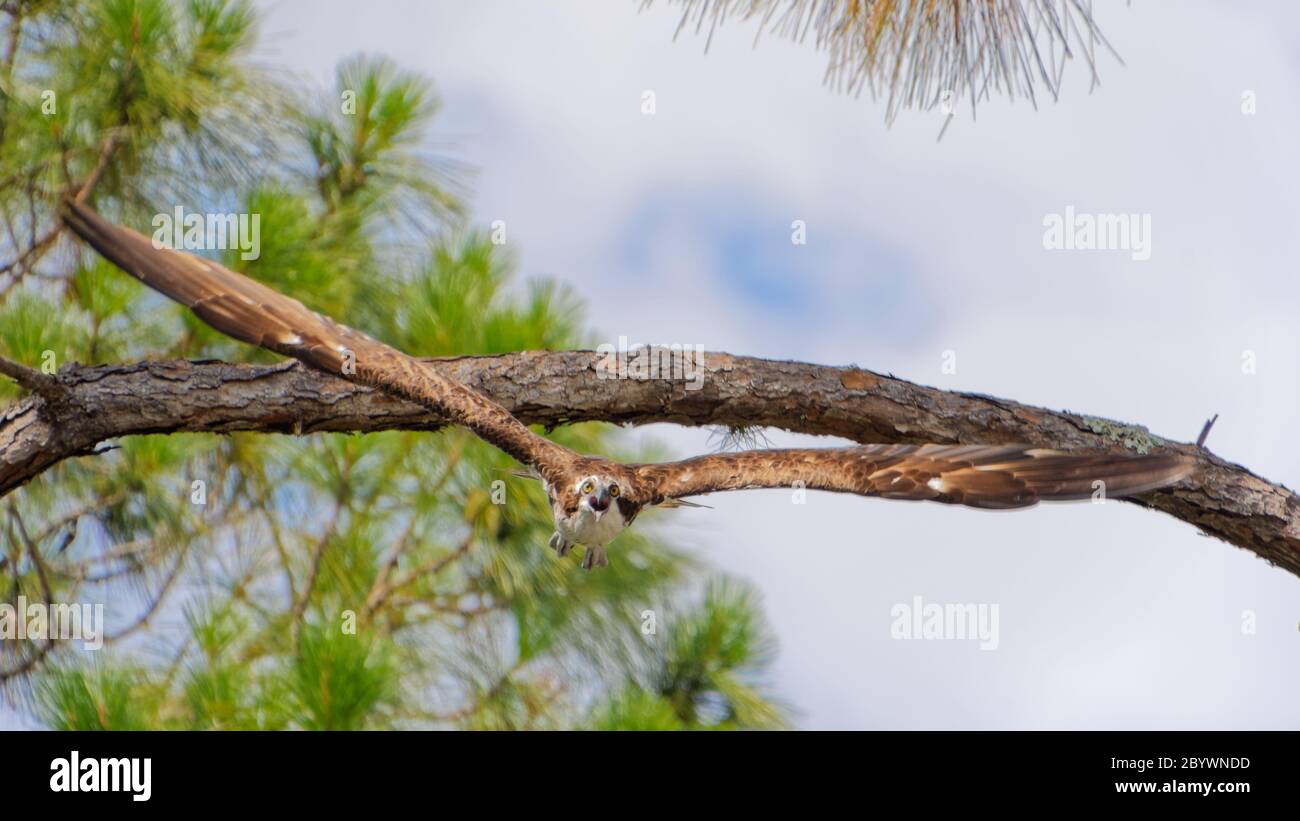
[1,730,1287,809]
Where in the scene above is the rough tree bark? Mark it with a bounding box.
[1,351,1296,579]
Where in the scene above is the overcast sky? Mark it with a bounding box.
[255,0,1300,729]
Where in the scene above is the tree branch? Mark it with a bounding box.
[1,352,1295,578]
[0,355,63,400]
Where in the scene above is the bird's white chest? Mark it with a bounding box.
[557,505,627,547]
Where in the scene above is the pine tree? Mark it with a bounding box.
[0,0,784,730]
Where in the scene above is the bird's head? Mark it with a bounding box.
[545,458,644,527]
[573,474,622,519]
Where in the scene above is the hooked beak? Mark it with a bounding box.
[588,490,610,516]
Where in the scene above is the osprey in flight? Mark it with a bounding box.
[60,199,1194,571]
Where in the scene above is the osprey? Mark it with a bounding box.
[60,199,1195,571]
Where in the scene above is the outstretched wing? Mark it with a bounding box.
[58,201,1195,516]
[60,198,576,480]
[634,444,1193,510]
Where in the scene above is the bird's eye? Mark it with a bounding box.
[581,481,595,495]
[609,484,620,497]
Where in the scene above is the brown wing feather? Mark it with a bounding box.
[634,444,1194,510]
[59,202,1196,513]
[60,198,575,481]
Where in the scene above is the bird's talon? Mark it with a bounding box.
[548,531,572,557]
[581,546,608,571]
